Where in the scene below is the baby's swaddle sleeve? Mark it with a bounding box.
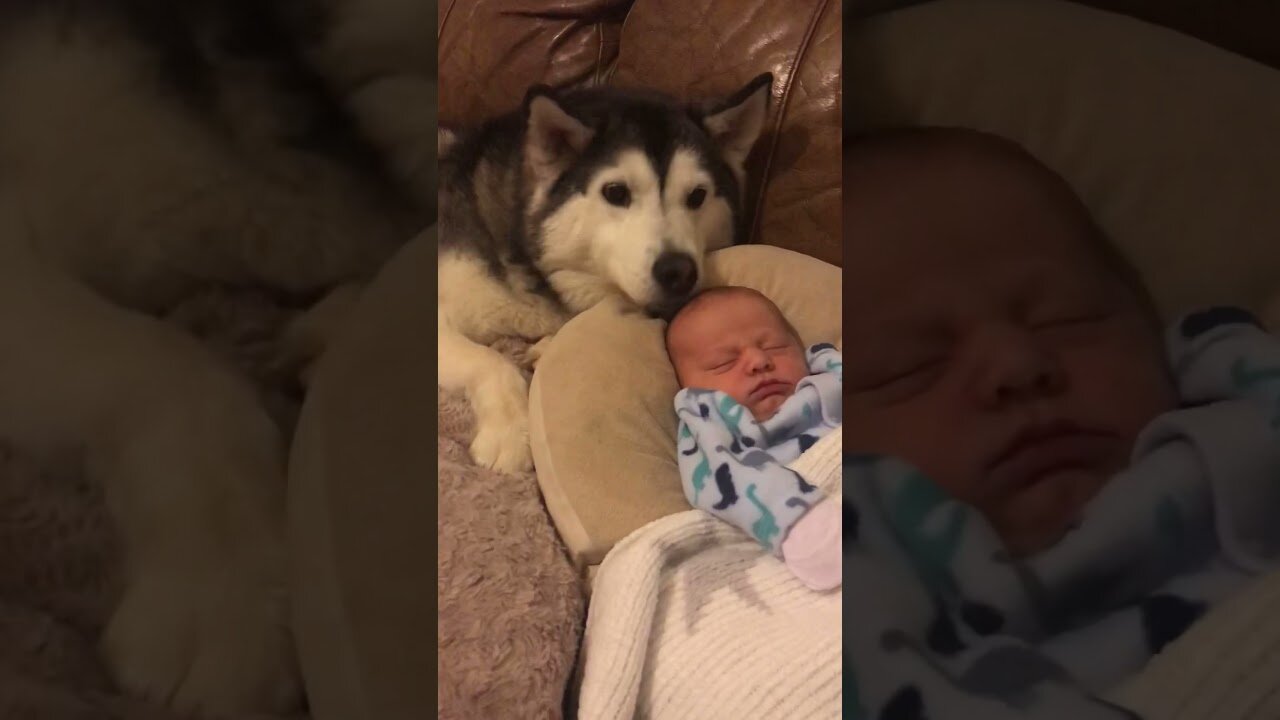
[1170,307,1280,423]
[674,390,823,557]
[807,342,843,382]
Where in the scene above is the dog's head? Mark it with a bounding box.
[521,73,772,317]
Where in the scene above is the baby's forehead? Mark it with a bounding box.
[849,128,1079,206]
[683,290,783,325]
[848,136,1105,259]
[699,289,774,312]
[846,126,1030,172]
[667,290,790,343]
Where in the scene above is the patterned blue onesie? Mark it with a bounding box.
[844,307,1280,719]
[673,344,843,554]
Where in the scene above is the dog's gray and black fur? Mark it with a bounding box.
[438,73,773,473]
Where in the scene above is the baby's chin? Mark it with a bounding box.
[749,394,789,421]
[996,468,1110,557]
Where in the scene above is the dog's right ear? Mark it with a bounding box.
[438,127,458,155]
[698,73,773,175]
[523,86,594,179]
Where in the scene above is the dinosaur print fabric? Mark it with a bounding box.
[674,344,843,555]
[844,308,1280,719]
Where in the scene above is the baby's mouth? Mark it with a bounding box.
[749,380,791,401]
[986,423,1117,495]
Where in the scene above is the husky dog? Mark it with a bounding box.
[0,0,432,715]
[438,74,773,473]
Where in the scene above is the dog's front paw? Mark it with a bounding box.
[518,336,555,372]
[103,560,302,717]
[470,420,532,474]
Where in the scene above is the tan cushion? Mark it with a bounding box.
[848,0,1280,322]
[529,245,841,568]
[289,231,438,720]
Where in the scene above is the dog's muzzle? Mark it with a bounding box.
[652,251,697,297]
[650,252,701,319]
[645,251,698,319]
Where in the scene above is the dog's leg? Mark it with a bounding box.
[439,308,533,474]
[95,381,301,716]
[276,282,365,389]
[518,335,556,373]
[0,242,301,715]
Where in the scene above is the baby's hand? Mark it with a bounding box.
[781,495,842,591]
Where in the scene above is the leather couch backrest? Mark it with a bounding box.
[438,0,842,266]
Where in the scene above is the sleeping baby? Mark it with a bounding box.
[664,286,843,591]
[841,126,1280,719]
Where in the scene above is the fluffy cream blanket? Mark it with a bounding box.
[576,428,843,720]
[0,289,308,720]
[437,340,585,720]
[0,293,587,720]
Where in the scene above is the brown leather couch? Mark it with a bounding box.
[859,0,1280,72]
[438,0,842,267]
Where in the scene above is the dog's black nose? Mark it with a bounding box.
[652,252,697,296]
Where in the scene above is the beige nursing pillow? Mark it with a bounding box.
[528,245,842,568]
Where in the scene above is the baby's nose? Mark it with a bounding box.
[745,348,773,371]
[969,326,1066,406]
[994,363,1060,403]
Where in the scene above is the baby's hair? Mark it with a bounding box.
[845,126,1162,327]
[663,287,803,380]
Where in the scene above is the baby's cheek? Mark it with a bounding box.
[844,404,928,457]
[687,371,739,401]
[729,389,754,410]
[786,355,811,383]
[1068,347,1176,437]
[845,400,977,494]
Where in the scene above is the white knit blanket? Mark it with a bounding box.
[576,428,843,720]
[1107,566,1280,719]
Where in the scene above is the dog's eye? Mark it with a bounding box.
[686,187,707,210]
[601,182,631,207]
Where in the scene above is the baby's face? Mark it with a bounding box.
[844,139,1177,557]
[668,293,810,421]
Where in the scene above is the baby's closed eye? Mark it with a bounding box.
[1020,278,1119,330]
[851,357,945,396]
[707,357,737,372]
[1028,303,1112,328]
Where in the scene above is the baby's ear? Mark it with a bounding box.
[836,337,842,352]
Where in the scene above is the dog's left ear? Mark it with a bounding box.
[698,73,773,172]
